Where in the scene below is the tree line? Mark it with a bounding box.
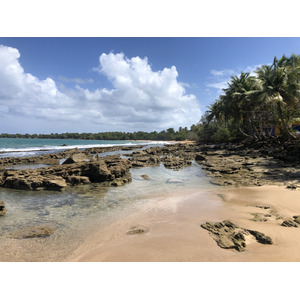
[0,127,192,141]
[193,54,300,142]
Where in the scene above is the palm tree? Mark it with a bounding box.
[255,55,300,139]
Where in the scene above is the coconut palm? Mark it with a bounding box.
[255,55,300,139]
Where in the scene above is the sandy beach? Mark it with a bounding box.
[66,185,300,262]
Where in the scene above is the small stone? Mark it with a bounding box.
[141,174,150,180]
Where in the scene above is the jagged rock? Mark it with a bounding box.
[163,157,191,170]
[1,156,132,191]
[0,200,6,216]
[62,153,90,164]
[201,220,273,251]
[201,220,247,252]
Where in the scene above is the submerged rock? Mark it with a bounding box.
[141,174,150,180]
[10,226,55,239]
[0,200,6,216]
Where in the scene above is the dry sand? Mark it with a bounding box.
[66,185,300,262]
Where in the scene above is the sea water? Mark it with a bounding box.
[0,138,167,158]
[0,139,218,261]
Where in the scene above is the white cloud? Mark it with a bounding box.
[0,46,201,133]
[210,69,235,77]
[206,64,264,95]
[58,76,94,84]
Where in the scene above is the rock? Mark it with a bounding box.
[127,228,146,235]
[195,154,206,162]
[141,174,150,180]
[166,178,184,184]
[251,213,268,222]
[201,220,247,252]
[293,215,300,224]
[286,184,297,190]
[247,230,273,244]
[0,200,6,216]
[255,205,270,209]
[201,220,273,251]
[281,220,298,227]
[126,225,148,235]
[62,153,90,164]
[10,226,55,239]
[163,157,192,170]
[66,175,91,185]
[1,157,132,191]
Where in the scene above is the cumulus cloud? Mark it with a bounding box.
[0,45,201,132]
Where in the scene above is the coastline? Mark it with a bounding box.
[66,185,300,262]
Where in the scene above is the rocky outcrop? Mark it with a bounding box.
[1,155,132,191]
[162,156,192,170]
[0,200,6,216]
[201,220,273,252]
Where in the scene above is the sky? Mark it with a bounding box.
[0,37,300,134]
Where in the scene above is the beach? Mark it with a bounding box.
[1,140,300,262]
[66,185,300,262]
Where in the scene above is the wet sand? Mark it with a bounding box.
[66,185,300,262]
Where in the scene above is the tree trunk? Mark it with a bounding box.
[277,102,296,139]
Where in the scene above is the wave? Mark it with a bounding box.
[0,140,172,157]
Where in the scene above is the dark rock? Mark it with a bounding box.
[195,154,206,162]
[141,174,150,180]
[293,215,300,224]
[247,230,273,244]
[0,200,6,216]
[286,184,297,190]
[281,220,299,228]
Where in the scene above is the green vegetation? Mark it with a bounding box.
[194,54,300,142]
[0,127,191,141]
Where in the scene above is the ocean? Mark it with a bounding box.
[0,138,218,261]
[0,138,166,158]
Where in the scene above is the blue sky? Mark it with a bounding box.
[0,37,300,133]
